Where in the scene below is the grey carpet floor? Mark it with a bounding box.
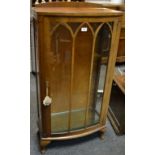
[30,74,125,155]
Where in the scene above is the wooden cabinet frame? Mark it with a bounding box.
[33,2,123,153]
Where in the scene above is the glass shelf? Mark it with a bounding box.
[51,108,100,134]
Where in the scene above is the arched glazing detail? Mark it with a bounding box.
[67,22,81,33]
[96,23,112,58]
[74,22,94,36]
[50,23,74,37]
[49,21,59,32]
[86,23,112,127]
[90,23,102,32]
[70,23,94,131]
[109,22,114,30]
[49,24,73,133]
[48,22,113,132]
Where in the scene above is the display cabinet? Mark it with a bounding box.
[32,2,122,153]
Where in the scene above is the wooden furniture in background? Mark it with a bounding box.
[32,2,123,153]
[108,66,125,135]
[100,3,125,63]
[114,74,125,94]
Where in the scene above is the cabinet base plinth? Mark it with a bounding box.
[38,125,106,153]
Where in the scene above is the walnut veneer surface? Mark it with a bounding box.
[33,7,122,16]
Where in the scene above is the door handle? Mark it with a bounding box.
[43,81,52,106]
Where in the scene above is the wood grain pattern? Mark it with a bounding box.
[33,7,122,16]
[39,16,52,137]
[41,124,105,140]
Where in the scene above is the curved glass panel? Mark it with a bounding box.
[50,25,73,133]
[70,23,93,130]
[86,23,112,127]
[49,22,113,133]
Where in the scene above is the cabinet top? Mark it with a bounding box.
[33,7,122,17]
[32,2,123,17]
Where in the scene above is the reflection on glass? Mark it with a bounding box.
[86,24,112,127]
[50,25,72,133]
[70,23,93,131]
[50,22,113,133]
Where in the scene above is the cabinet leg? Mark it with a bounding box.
[40,140,51,154]
[99,129,105,140]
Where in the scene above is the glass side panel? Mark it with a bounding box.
[50,25,72,133]
[86,23,112,127]
[71,23,93,130]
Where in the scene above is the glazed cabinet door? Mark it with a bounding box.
[40,17,114,136]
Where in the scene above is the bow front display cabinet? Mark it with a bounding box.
[32,2,123,153]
